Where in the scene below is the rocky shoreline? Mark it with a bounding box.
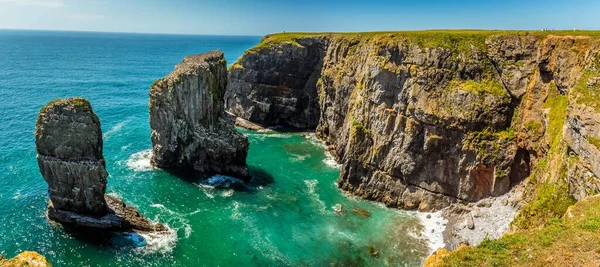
[419,183,525,252]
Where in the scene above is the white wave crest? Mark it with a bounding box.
[126,149,154,172]
[304,180,327,214]
[417,211,447,253]
[150,203,202,239]
[290,153,310,162]
[221,189,234,197]
[304,133,341,168]
[323,150,341,168]
[103,117,133,139]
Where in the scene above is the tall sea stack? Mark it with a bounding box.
[36,97,108,216]
[150,51,250,180]
[36,97,168,233]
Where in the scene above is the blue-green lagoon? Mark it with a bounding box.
[0,30,442,266]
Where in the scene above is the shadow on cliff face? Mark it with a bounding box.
[162,166,275,192]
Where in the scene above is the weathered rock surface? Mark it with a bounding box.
[36,97,108,216]
[150,51,250,180]
[36,98,167,233]
[0,251,52,267]
[226,37,327,129]
[227,32,600,212]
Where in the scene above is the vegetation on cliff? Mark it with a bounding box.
[436,196,600,266]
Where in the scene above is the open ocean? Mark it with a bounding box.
[0,30,433,266]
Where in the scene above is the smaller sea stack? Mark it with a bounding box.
[36,97,168,233]
[149,51,250,180]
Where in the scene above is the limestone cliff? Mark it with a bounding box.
[36,98,168,233]
[150,51,250,180]
[227,31,600,214]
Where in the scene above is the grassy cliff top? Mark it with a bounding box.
[252,29,600,53]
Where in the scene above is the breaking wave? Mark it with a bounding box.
[126,149,154,172]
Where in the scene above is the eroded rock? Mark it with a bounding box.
[150,51,250,180]
[36,98,168,234]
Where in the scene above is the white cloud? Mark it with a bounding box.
[0,0,65,8]
[66,13,104,20]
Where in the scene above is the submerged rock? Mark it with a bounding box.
[352,207,371,218]
[36,98,168,234]
[150,51,250,180]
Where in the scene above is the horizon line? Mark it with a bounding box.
[0,28,264,37]
[2,27,599,37]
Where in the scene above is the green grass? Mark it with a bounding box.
[543,82,569,154]
[572,70,600,112]
[512,180,576,229]
[509,82,571,230]
[525,120,542,133]
[440,195,600,267]
[40,97,91,113]
[351,119,370,135]
[589,136,600,150]
[447,79,507,96]
[253,30,600,54]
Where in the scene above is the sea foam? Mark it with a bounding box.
[417,211,447,253]
[126,149,154,172]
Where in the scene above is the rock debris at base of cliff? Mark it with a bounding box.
[36,97,169,235]
[150,51,250,180]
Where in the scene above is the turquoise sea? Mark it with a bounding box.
[0,30,434,266]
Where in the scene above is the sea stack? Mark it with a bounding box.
[149,51,250,180]
[36,97,168,233]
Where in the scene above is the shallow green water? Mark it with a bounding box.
[0,30,433,266]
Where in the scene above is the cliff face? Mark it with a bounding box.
[227,31,600,212]
[36,97,108,215]
[226,38,327,129]
[150,51,250,180]
[36,98,168,233]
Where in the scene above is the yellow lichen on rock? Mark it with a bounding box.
[423,245,468,267]
[0,251,52,267]
[423,248,452,267]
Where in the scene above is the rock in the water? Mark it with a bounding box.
[150,51,250,180]
[35,97,107,216]
[36,98,168,233]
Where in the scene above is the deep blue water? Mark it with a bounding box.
[0,30,431,266]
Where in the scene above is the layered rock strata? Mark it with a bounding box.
[227,32,600,211]
[150,51,250,180]
[36,97,167,233]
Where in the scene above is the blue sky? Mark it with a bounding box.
[0,0,598,35]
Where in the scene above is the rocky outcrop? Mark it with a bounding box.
[0,251,52,267]
[150,51,250,180]
[36,98,168,234]
[227,32,600,212]
[226,37,327,129]
[36,97,108,216]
